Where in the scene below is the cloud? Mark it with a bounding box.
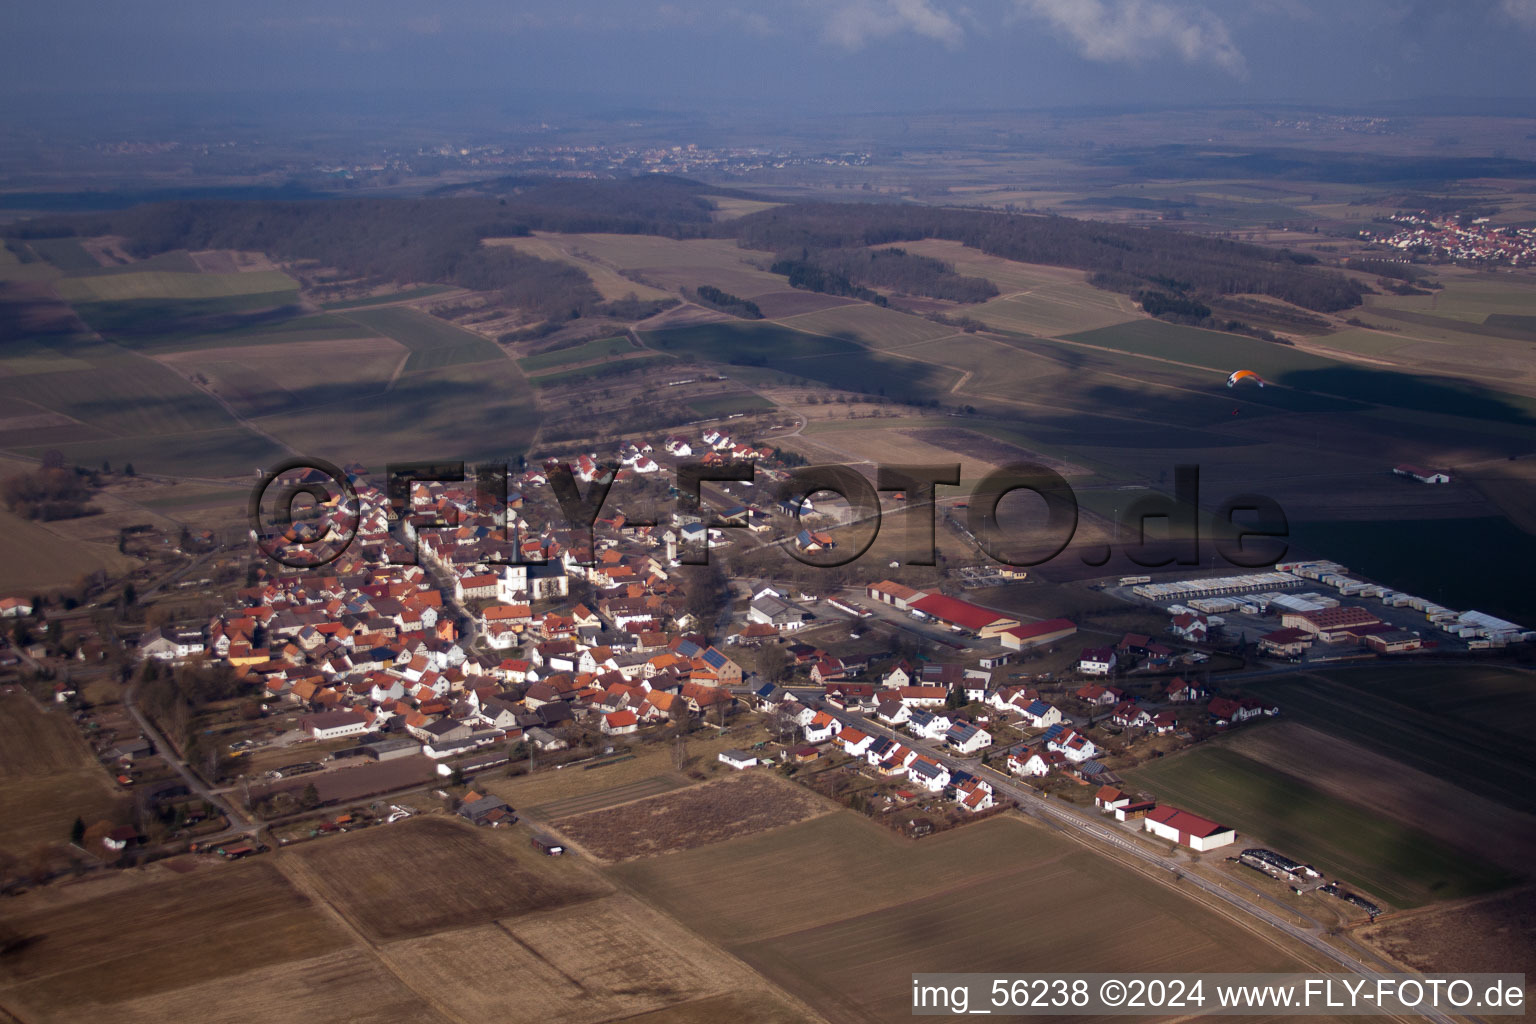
[1014,0,1246,75]
[820,0,966,49]
[1499,0,1536,27]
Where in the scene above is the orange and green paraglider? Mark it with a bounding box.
[1226,370,1265,389]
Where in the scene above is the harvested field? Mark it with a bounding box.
[483,235,673,302]
[285,816,606,942]
[252,754,437,808]
[26,237,99,273]
[777,302,956,350]
[904,426,1090,477]
[526,774,688,820]
[614,812,1321,1024]
[97,947,451,1024]
[0,861,347,1016]
[1357,887,1536,977]
[479,732,746,809]
[378,894,815,1024]
[750,290,853,319]
[155,335,408,419]
[1223,721,1536,875]
[0,506,140,594]
[1259,668,1536,814]
[0,693,129,855]
[553,773,830,861]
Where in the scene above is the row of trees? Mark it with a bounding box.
[797,246,998,303]
[734,203,1368,313]
[691,285,762,319]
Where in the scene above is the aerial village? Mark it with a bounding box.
[5,423,1525,894]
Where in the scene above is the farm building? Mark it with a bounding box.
[865,580,925,610]
[1393,465,1451,484]
[458,794,517,827]
[1143,805,1236,851]
[1000,617,1078,650]
[1281,605,1381,642]
[907,594,1020,637]
[531,834,565,855]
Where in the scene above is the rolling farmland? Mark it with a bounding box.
[286,817,606,942]
[776,302,956,350]
[484,234,674,302]
[643,321,961,398]
[612,812,1321,1024]
[340,306,503,372]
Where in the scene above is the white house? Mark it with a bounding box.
[601,710,639,736]
[1017,699,1062,729]
[906,756,951,792]
[1046,727,1097,763]
[803,711,842,743]
[1078,647,1117,676]
[905,709,953,740]
[718,749,758,770]
[837,728,875,758]
[944,721,992,755]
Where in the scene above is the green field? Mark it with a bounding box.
[686,393,775,418]
[518,335,634,372]
[1485,314,1536,333]
[1065,319,1536,424]
[1124,746,1513,908]
[1259,666,1536,815]
[1372,275,1536,324]
[56,269,297,303]
[26,236,100,272]
[0,342,251,438]
[530,354,671,388]
[643,321,961,400]
[73,249,202,276]
[70,294,306,348]
[0,243,61,282]
[319,284,454,310]
[163,313,375,352]
[341,306,503,371]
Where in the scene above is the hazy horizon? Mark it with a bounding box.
[6,0,1536,122]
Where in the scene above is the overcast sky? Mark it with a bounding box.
[6,0,1536,115]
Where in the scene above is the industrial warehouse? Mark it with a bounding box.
[1118,560,1534,658]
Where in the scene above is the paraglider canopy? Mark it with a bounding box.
[1227,370,1265,388]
